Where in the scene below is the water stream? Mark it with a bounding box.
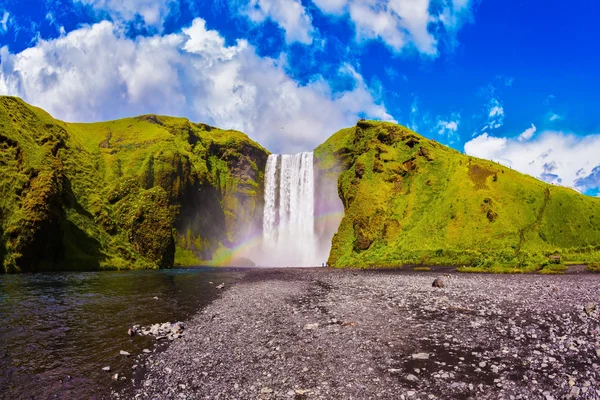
[0,267,244,399]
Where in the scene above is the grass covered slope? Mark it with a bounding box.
[315,120,600,270]
[0,96,268,272]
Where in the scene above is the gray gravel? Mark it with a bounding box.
[117,268,600,399]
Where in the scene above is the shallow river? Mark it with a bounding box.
[0,267,245,399]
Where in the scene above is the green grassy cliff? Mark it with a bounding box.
[0,96,268,272]
[315,120,600,271]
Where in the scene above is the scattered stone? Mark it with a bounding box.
[138,322,185,339]
[143,349,151,353]
[584,303,597,316]
[412,353,430,360]
[102,366,110,372]
[432,278,444,288]
[171,322,185,335]
[112,373,119,381]
[216,283,225,290]
[119,350,130,357]
[121,268,600,400]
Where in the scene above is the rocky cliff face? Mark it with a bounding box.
[0,97,268,272]
[315,120,600,270]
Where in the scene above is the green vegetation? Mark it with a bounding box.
[315,120,600,271]
[537,262,568,275]
[0,96,268,272]
[4,98,599,274]
[586,263,600,273]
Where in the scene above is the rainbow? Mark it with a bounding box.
[208,210,345,267]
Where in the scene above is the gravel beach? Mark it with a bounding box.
[118,268,600,399]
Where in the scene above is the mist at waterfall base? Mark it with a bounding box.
[238,152,343,267]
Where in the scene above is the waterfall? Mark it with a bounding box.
[261,152,319,266]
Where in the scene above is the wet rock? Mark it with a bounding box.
[171,322,185,335]
[139,321,185,339]
[432,278,444,288]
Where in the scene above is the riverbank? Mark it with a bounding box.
[119,268,600,399]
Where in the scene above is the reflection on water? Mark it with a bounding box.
[0,267,244,399]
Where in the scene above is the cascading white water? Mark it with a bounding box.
[261,152,319,266]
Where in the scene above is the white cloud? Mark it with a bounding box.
[489,105,503,118]
[518,123,536,141]
[312,0,347,14]
[549,112,561,121]
[313,0,474,56]
[485,97,504,129]
[241,0,314,44]
[74,0,175,28]
[0,18,392,153]
[435,114,460,143]
[437,120,458,133]
[464,130,600,192]
[1,11,9,32]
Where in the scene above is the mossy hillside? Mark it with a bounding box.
[69,115,268,264]
[0,97,268,272]
[315,120,600,270]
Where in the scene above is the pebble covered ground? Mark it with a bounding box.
[117,268,600,399]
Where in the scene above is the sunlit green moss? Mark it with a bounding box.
[0,96,268,272]
[316,120,600,271]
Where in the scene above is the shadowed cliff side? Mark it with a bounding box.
[0,96,268,272]
[315,120,600,271]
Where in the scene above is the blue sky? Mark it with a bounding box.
[1,0,599,195]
